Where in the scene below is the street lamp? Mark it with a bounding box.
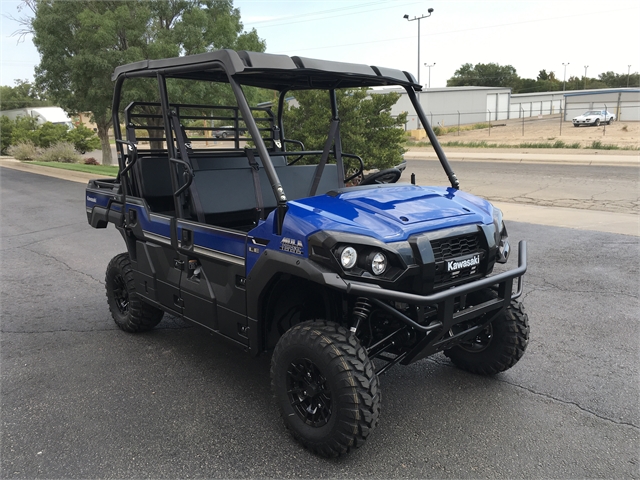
[583,65,588,89]
[562,62,570,91]
[403,8,434,85]
[628,65,632,88]
[424,63,436,88]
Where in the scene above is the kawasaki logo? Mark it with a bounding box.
[87,196,97,203]
[447,254,480,272]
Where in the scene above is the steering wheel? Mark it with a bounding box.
[360,168,402,185]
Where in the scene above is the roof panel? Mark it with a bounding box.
[111,49,420,90]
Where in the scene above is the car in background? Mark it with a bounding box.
[572,110,615,127]
[212,125,234,138]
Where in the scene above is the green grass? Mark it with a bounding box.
[586,141,622,150]
[30,161,119,176]
[407,140,587,149]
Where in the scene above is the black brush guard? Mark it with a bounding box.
[339,241,527,372]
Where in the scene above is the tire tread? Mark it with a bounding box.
[105,253,163,332]
[271,320,380,457]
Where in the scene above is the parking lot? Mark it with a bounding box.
[1,166,638,478]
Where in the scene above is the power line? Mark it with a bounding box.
[243,0,421,29]
[271,6,635,54]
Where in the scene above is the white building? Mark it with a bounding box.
[379,86,511,130]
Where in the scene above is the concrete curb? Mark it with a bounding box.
[403,150,640,167]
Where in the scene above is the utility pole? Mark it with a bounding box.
[424,63,436,88]
[628,65,632,88]
[562,62,570,91]
[583,65,588,89]
[403,8,434,85]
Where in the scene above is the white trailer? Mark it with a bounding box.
[0,106,73,128]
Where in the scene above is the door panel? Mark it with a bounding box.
[176,219,248,345]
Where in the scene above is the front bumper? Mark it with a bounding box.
[328,241,527,365]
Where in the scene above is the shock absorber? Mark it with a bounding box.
[350,297,373,334]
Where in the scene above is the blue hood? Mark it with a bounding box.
[281,185,495,243]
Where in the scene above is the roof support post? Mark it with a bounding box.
[405,87,459,189]
[227,74,288,235]
[157,73,185,219]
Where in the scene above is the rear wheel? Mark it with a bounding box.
[444,299,529,375]
[105,253,164,332]
[608,117,614,125]
[271,320,380,457]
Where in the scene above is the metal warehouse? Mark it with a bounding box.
[509,92,565,118]
[379,86,511,131]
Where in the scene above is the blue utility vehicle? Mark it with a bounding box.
[86,50,529,457]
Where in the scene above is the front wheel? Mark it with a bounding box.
[594,118,600,126]
[105,253,164,332]
[444,299,529,375]
[271,320,380,457]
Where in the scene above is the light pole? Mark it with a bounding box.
[424,63,436,88]
[583,65,588,89]
[562,62,570,91]
[628,65,632,88]
[403,8,434,85]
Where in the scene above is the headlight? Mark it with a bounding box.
[370,252,387,275]
[340,246,358,269]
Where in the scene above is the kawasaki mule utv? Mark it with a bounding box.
[86,49,529,457]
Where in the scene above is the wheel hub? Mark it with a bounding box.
[457,324,493,353]
[112,274,129,314]
[286,358,332,427]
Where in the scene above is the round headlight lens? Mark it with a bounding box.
[340,246,358,269]
[371,252,387,275]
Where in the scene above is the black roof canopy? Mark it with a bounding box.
[112,49,421,91]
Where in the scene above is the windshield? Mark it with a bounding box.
[584,111,602,116]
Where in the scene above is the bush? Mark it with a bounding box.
[7,141,40,160]
[32,122,69,148]
[8,116,39,146]
[66,124,101,153]
[84,157,99,165]
[38,142,82,163]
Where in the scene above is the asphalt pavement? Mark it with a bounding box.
[1,167,638,478]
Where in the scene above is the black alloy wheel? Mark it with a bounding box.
[287,358,332,427]
[456,323,493,353]
[112,273,130,315]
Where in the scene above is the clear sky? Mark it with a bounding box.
[1,0,639,89]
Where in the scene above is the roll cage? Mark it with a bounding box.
[111,49,459,234]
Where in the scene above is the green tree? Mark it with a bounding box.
[283,88,407,171]
[27,0,265,165]
[0,80,49,110]
[0,116,15,154]
[447,63,520,90]
[598,71,639,88]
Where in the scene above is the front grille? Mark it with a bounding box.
[431,233,481,263]
[431,233,484,288]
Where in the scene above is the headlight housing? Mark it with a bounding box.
[328,242,405,281]
[493,207,510,263]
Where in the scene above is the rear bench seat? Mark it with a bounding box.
[135,154,341,229]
